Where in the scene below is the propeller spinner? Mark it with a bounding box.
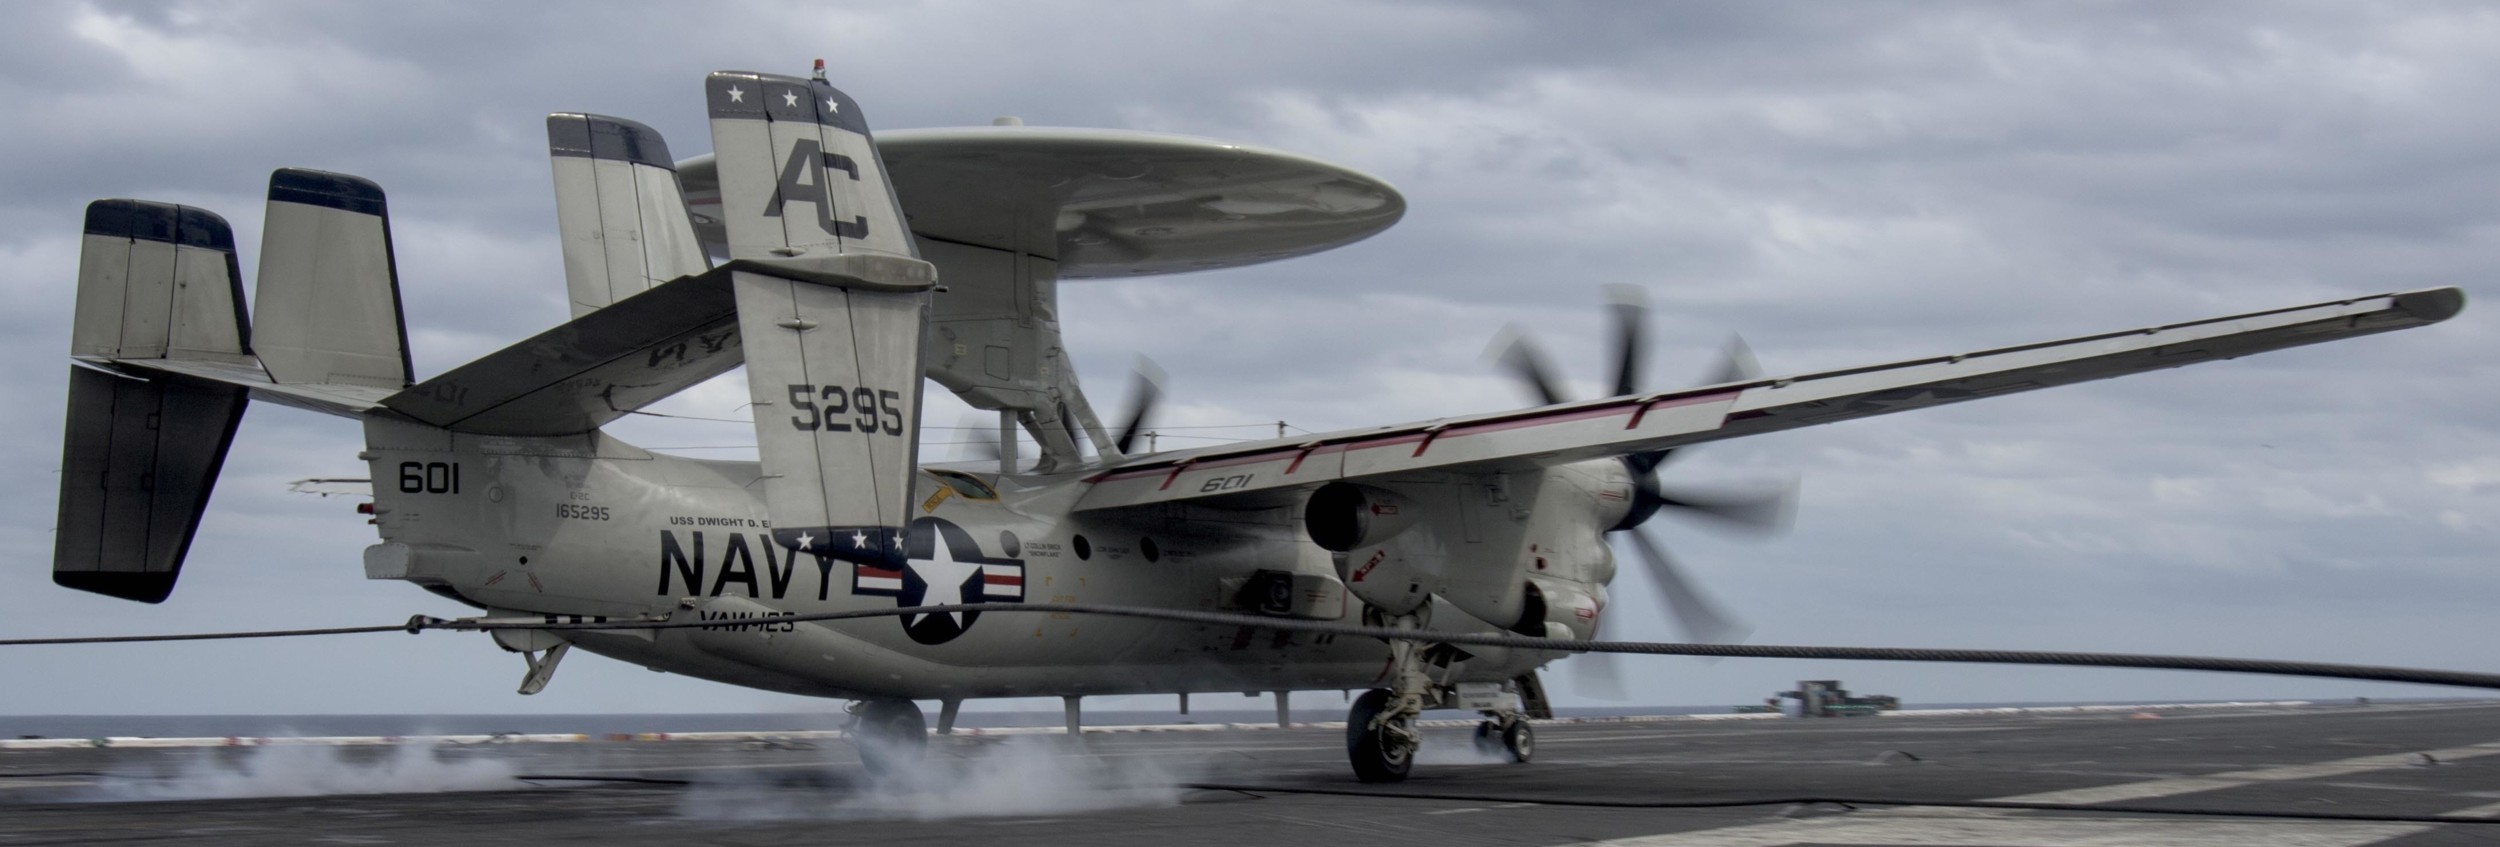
[1494,285,1798,694]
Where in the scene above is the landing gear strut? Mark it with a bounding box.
[849,698,927,774]
[1347,612,1538,780]
[1347,613,1431,782]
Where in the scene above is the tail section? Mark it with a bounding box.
[71,201,251,364]
[252,169,412,389]
[60,171,416,602]
[57,201,254,602]
[547,114,711,317]
[705,69,935,565]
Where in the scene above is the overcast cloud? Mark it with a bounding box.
[1,1,2493,717]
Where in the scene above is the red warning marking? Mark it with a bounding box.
[1157,460,1194,491]
[1627,390,1740,429]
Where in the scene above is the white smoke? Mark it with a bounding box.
[86,741,518,801]
[677,736,1189,821]
[1413,727,1525,766]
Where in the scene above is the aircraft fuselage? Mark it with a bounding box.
[358,416,1547,701]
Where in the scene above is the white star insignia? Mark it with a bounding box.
[825,99,840,114]
[781,90,799,107]
[726,86,745,103]
[851,530,870,549]
[793,531,813,551]
[903,533,983,627]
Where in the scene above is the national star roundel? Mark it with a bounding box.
[850,517,1026,644]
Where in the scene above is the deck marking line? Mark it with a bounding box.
[1580,813,2425,846]
[2440,799,2500,819]
[1995,741,2500,805]
[1581,740,2500,846]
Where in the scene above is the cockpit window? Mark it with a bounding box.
[928,469,999,500]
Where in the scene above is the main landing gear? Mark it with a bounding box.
[1346,613,1534,782]
[849,698,927,775]
[1473,717,1533,763]
[1347,689,1414,782]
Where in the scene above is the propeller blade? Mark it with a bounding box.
[1623,527,1752,645]
[1111,358,1167,455]
[955,413,1003,464]
[1644,337,1761,471]
[1700,334,1763,386]
[1603,284,1648,398]
[1569,649,1631,701]
[1654,479,1800,535]
[1492,327,1571,407]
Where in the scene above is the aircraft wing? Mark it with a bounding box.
[1073,287,2463,511]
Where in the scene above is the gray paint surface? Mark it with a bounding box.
[0,2,2492,716]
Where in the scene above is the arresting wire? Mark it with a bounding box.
[7,602,2500,693]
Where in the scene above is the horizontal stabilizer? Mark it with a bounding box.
[548,113,711,318]
[382,270,741,435]
[253,169,412,389]
[54,367,248,603]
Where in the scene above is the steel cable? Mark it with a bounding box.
[8,602,2500,692]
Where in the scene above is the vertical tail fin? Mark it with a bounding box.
[547,113,711,317]
[57,201,253,602]
[705,70,934,565]
[71,201,251,364]
[252,169,412,389]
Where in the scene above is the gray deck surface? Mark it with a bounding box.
[6,701,2499,845]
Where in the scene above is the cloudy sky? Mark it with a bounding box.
[1,1,2493,719]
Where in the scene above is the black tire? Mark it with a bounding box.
[1501,719,1534,763]
[854,699,928,775]
[1346,689,1413,783]
[1473,721,1505,756]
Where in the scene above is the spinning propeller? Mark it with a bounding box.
[953,359,1166,469]
[1493,285,1798,697]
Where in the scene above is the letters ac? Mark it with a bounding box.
[763,138,868,239]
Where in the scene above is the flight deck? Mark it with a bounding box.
[5,700,2499,846]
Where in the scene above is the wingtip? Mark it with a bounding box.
[2393,287,2466,323]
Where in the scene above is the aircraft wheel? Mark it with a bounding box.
[1346,689,1413,783]
[1501,719,1534,763]
[1473,721,1505,756]
[853,698,927,775]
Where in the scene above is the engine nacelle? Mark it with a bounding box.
[1518,575,1606,641]
[1302,482,1421,552]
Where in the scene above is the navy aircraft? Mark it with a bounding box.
[54,67,2462,781]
